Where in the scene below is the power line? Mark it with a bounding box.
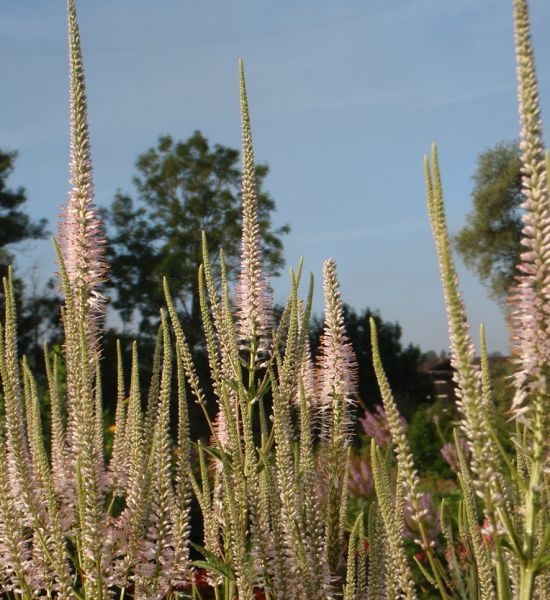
[2,0,416,57]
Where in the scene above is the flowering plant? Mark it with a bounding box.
[0,0,549,599]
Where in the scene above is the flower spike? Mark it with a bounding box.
[508,0,550,424]
[235,59,272,349]
[58,0,108,356]
[425,148,502,507]
[317,258,357,573]
[317,258,357,406]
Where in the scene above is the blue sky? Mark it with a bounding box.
[1,0,549,354]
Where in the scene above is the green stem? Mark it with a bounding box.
[490,516,512,600]
[96,552,105,600]
[105,493,117,517]
[517,393,546,600]
[482,481,511,600]
[418,522,451,600]
[523,462,542,559]
[519,566,536,600]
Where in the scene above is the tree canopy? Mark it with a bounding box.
[0,149,59,367]
[0,150,46,270]
[455,140,522,306]
[105,130,290,339]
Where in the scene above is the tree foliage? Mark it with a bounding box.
[105,131,290,339]
[0,150,46,270]
[0,150,59,367]
[455,140,522,305]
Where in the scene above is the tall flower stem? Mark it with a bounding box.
[511,0,550,595]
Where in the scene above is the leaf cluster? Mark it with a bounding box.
[455,141,522,306]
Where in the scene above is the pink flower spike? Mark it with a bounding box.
[58,0,108,355]
[235,59,272,349]
[316,258,357,406]
[508,0,550,421]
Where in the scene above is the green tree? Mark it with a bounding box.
[455,140,522,306]
[105,131,290,339]
[0,150,47,269]
[0,149,60,368]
